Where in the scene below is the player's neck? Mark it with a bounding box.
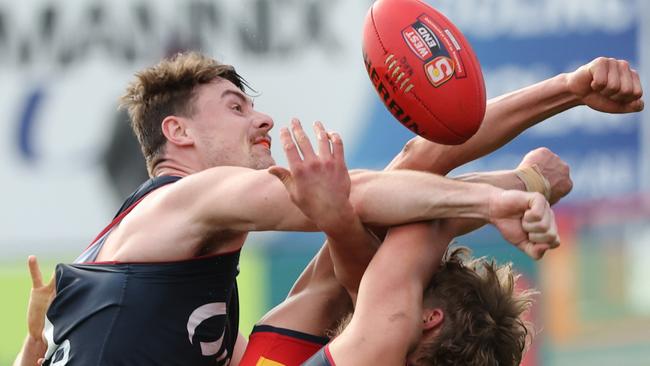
[153,160,194,178]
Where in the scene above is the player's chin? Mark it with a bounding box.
[252,155,276,170]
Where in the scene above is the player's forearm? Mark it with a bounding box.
[352,222,453,348]
[323,205,379,300]
[349,169,500,226]
[441,170,528,236]
[13,335,46,366]
[357,222,457,353]
[382,222,454,289]
[387,73,579,174]
[455,170,526,191]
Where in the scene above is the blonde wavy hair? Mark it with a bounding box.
[414,246,537,366]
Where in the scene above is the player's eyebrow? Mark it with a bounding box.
[221,89,254,108]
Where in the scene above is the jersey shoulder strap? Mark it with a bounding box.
[77,176,182,262]
[113,175,182,218]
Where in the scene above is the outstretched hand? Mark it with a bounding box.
[268,119,353,231]
[488,190,560,260]
[567,57,644,113]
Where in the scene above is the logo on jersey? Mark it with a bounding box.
[257,357,286,366]
[187,302,229,360]
[50,340,71,366]
[43,317,71,365]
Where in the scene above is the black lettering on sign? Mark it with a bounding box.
[0,0,343,68]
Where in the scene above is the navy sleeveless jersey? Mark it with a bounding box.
[42,176,241,366]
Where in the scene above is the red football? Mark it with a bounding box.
[362,0,486,144]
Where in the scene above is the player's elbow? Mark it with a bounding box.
[389,137,451,174]
[387,137,422,170]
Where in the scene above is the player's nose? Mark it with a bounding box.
[253,111,274,132]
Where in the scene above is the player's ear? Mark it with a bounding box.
[422,308,444,331]
[161,116,194,147]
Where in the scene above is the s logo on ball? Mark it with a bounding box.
[426,56,455,87]
[362,0,486,145]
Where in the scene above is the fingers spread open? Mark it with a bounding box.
[330,132,344,161]
[314,121,332,159]
[279,127,303,169]
[290,119,316,160]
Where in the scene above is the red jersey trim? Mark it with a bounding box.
[82,248,242,265]
[86,195,149,250]
[324,345,336,366]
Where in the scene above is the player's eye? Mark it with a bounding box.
[232,104,242,112]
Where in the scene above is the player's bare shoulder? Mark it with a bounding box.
[97,167,257,262]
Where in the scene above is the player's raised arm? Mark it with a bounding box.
[328,222,455,366]
[387,57,644,175]
[158,118,500,235]
[166,147,501,235]
[174,120,558,258]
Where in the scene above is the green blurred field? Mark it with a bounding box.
[0,261,57,365]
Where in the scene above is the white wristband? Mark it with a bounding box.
[514,165,551,201]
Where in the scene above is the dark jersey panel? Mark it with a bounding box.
[42,177,242,366]
[112,175,181,219]
[44,253,241,366]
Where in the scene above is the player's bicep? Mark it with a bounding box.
[174,167,317,232]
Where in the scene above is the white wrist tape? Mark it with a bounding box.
[515,164,551,201]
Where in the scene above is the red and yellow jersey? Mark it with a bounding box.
[239,325,329,366]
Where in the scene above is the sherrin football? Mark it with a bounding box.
[362,0,486,144]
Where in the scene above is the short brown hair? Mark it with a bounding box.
[415,247,536,366]
[120,52,248,175]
